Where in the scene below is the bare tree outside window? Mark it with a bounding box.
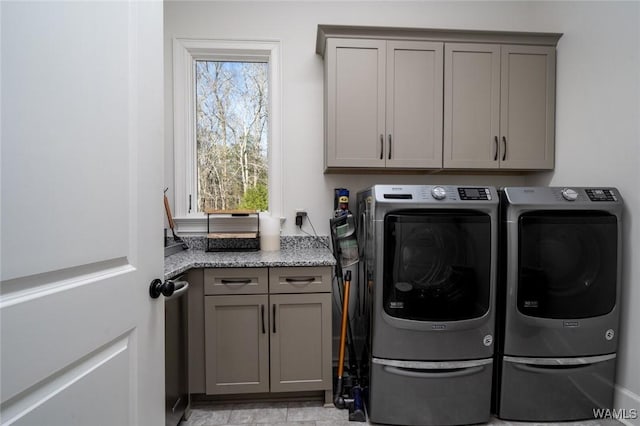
[195,61,269,212]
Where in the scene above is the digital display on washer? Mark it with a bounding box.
[586,189,616,202]
[458,187,490,200]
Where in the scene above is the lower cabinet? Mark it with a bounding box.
[269,293,332,393]
[204,294,270,394]
[202,266,332,397]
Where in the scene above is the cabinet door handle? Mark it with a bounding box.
[261,304,265,334]
[221,279,251,285]
[379,134,384,160]
[388,134,392,160]
[272,304,277,333]
[502,136,507,161]
[494,136,498,161]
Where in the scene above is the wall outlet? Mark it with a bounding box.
[295,210,307,227]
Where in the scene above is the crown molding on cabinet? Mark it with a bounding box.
[316,24,563,57]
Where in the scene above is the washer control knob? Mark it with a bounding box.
[431,186,447,200]
[562,188,578,201]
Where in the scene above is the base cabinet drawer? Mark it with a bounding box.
[269,266,332,293]
[204,268,268,295]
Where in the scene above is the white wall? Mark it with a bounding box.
[164,1,640,421]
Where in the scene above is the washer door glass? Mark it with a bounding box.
[383,210,492,321]
[518,211,617,319]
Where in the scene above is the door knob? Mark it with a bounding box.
[149,278,175,298]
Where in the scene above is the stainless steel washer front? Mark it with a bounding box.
[495,187,623,421]
[357,185,499,426]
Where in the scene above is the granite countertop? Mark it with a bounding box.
[164,237,337,279]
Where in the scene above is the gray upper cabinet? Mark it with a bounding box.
[317,25,561,172]
[500,45,556,169]
[444,43,556,169]
[386,41,444,169]
[324,38,443,170]
[325,38,385,168]
[443,43,500,169]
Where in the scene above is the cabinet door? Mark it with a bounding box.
[204,295,269,394]
[325,38,386,168]
[270,293,332,392]
[443,43,501,168]
[500,45,556,169]
[386,41,443,168]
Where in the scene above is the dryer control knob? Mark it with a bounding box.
[431,186,447,200]
[562,188,578,201]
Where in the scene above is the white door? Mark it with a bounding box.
[1,2,164,425]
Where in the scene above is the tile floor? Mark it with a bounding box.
[179,400,622,426]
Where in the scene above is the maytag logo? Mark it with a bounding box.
[432,324,446,330]
[564,321,580,328]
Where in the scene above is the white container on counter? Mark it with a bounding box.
[259,212,280,251]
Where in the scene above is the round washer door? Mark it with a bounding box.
[517,211,618,319]
[383,210,492,322]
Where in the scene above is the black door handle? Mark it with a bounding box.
[502,136,507,161]
[272,304,277,333]
[149,278,175,298]
[285,277,315,284]
[221,279,252,285]
[261,304,266,334]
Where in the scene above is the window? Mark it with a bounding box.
[173,39,281,231]
[195,60,269,212]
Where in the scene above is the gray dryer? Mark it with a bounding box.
[496,187,623,421]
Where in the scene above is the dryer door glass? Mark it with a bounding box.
[518,211,617,319]
[383,210,491,321]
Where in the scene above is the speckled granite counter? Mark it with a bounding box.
[164,236,336,279]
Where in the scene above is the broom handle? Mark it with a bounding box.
[164,194,176,231]
[337,277,351,379]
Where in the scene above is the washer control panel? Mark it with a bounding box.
[504,186,622,207]
[458,187,492,201]
[375,185,498,203]
[586,188,618,202]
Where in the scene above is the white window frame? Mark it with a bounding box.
[172,38,282,233]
